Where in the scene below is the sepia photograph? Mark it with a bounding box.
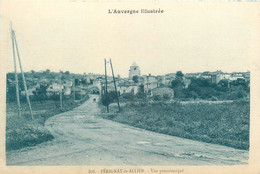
[0,1,260,173]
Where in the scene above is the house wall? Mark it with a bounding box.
[144,82,158,94]
[119,86,138,95]
[211,74,221,84]
[151,87,174,99]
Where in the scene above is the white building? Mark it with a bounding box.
[119,83,139,95]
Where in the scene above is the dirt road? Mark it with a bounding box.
[6,95,248,165]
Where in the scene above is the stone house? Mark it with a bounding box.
[144,82,158,95]
[151,86,174,100]
[118,83,139,95]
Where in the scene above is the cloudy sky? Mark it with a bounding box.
[1,1,257,77]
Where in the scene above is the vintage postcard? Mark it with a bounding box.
[0,1,260,174]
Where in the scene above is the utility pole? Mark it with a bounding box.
[60,71,63,109]
[12,29,34,119]
[110,59,120,112]
[11,23,21,117]
[73,78,76,102]
[104,59,109,113]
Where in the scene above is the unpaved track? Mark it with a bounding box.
[6,95,248,165]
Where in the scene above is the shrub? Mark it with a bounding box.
[163,94,171,100]
[153,95,162,101]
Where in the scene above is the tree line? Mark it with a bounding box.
[171,71,250,100]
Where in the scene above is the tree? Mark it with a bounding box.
[65,71,70,75]
[6,84,17,102]
[81,79,87,86]
[186,78,216,99]
[32,84,49,101]
[171,79,184,88]
[189,91,199,99]
[44,69,51,74]
[101,91,117,110]
[74,79,80,86]
[132,75,139,83]
[176,71,184,80]
[171,79,186,98]
[138,84,144,93]
[218,79,229,92]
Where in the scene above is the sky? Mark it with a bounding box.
[0,1,256,78]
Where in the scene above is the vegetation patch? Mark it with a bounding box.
[6,95,89,151]
[99,100,249,150]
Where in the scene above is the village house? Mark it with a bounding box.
[155,76,165,86]
[143,82,158,94]
[229,73,245,81]
[118,83,139,95]
[197,72,211,79]
[46,81,63,96]
[151,86,174,100]
[63,86,72,95]
[21,87,36,96]
[220,73,231,81]
[142,74,156,83]
[211,74,221,84]
[100,81,120,95]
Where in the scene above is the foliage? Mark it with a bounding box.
[171,79,185,88]
[81,78,87,86]
[176,71,184,79]
[44,69,51,74]
[138,84,144,93]
[153,95,162,101]
[32,84,49,101]
[6,94,90,151]
[102,101,249,150]
[163,94,171,100]
[132,75,139,83]
[136,92,146,99]
[171,77,250,100]
[75,78,80,86]
[120,93,135,101]
[101,91,118,107]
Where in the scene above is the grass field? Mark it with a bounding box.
[6,95,89,151]
[99,100,249,150]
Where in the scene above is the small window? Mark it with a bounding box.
[134,68,136,70]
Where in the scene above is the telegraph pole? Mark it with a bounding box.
[12,29,34,119]
[60,71,63,109]
[104,59,109,112]
[110,59,120,112]
[73,78,76,102]
[11,24,21,117]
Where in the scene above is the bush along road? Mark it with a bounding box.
[6,95,248,165]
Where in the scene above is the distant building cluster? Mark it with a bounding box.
[6,63,250,101]
[98,62,175,100]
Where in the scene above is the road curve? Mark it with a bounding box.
[6,95,248,166]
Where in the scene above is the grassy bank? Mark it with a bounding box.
[6,95,89,151]
[99,100,249,150]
